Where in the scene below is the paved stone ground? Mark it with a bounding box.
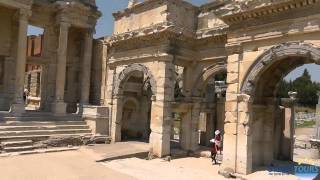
[0,150,135,180]
[0,141,310,180]
[102,157,300,180]
[80,141,149,161]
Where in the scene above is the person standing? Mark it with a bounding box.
[210,130,223,164]
[23,88,29,105]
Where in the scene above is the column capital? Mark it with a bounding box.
[59,21,71,29]
[113,95,124,100]
[16,9,32,22]
[237,93,252,103]
[85,27,95,36]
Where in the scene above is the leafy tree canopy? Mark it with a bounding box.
[277,69,320,108]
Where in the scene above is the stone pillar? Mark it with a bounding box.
[205,112,215,146]
[235,94,253,174]
[149,61,174,157]
[281,106,294,160]
[52,22,70,115]
[289,92,297,160]
[111,95,123,143]
[190,101,201,151]
[180,101,201,151]
[315,92,320,139]
[10,9,30,114]
[180,104,192,151]
[220,54,240,174]
[80,29,93,105]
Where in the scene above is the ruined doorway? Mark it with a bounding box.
[120,71,152,142]
[240,42,320,172]
[198,72,227,147]
[24,25,44,111]
[171,112,182,149]
[24,64,42,110]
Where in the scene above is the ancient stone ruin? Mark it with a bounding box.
[1,0,320,176]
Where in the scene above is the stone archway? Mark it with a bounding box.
[232,42,320,174]
[111,64,156,143]
[192,64,227,97]
[114,63,157,96]
[175,64,228,151]
[241,42,320,97]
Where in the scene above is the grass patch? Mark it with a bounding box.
[296,120,316,128]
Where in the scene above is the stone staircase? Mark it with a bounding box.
[0,121,92,153]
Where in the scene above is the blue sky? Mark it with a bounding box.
[28,0,319,82]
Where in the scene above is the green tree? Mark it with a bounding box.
[277,69,320,108]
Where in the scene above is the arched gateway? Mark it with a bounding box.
[222,42,320,175]
[110,64,157,143]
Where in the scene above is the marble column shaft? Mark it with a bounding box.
[80,29,93,104]
[54,22,70,102]
[14,10,29,104]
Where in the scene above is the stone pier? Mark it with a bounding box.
[315,92,320,139]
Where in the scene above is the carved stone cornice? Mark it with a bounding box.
[106,21,228,51]
[53,0,101,28]
[106,22,195,47]
[196,26,228,39]
[113,0,195,20]
[0,0,33,9]
[108,52,174,67]
[217,0,320,25]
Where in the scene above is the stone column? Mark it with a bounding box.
[149,61,174,157]
[80,29,93,105]
[180,101,201,152]
[180,105,192,151]
[315,92,320,139]
[205,112,215,146]
[288,91,298,161]
[52,22,70,115]
[10,9,30,114]
[190,101,201,151]
[111,95,123,143]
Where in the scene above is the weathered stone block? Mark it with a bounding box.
[226,72,239,84]
[227,62,239,73]
[226,93,238,102]
[224,122,237,135]
[225,111,237,123]
[226,83,238,94]
[225,101,237,112]
[227,54,240,63]
[238,101,249,112]
[238,112,250,126]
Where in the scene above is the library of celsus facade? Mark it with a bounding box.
[1,0,320,175]
[0,0,100,114]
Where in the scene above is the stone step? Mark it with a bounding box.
[1,140,33,147]
[0,133,92,142]
[0,129,92,137]
[0,125,90,131]
[0,121,86,126]
[3,145,34,152]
